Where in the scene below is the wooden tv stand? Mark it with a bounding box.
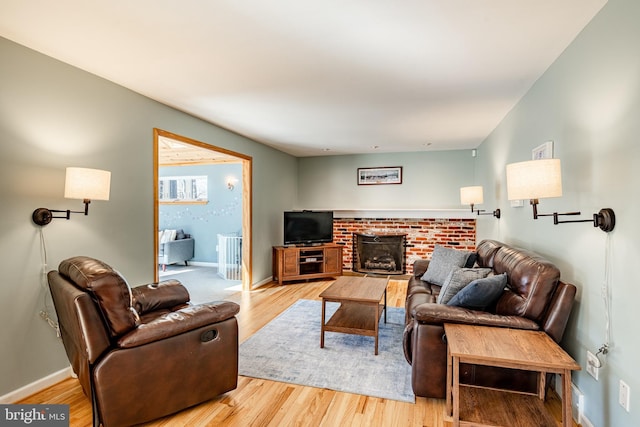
[272,244,343,284]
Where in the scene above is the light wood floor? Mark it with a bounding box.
[19,278,574,426]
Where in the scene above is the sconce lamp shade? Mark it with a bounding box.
[506,158,562,201]
[460,186,484,205]
[64,167,111,201]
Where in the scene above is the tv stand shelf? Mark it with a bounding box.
[272,244,343,284]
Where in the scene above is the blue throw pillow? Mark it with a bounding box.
[447,273,507,311]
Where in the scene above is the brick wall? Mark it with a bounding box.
[333,218,476,274]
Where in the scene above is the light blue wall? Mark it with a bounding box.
[0,37,297,397]
[297,151,475,210]
[475,1,639,425]
[159,164,243,263]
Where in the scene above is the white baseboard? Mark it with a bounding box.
[0,367,72,404]
[253,276,272,288]
[189,261,216,267]
[554,376,595,427]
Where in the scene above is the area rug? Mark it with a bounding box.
[238,299,414,403]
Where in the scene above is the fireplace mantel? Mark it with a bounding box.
[332,209,474,219]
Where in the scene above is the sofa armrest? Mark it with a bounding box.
[412,259,430,278]
[412,303,540,331]
[117,301,240,348]
[161,238,195,263]
[132,280,190,314]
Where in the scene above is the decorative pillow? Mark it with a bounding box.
[176,229,186,240]
[437,267,492,304]
[421,245,472,286]
[447,273,508,311]
[464,252,478,268]
[160,229,177,244]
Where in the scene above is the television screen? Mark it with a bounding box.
[284,211,334,245]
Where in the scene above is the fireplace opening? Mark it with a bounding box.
[353,233,406,275]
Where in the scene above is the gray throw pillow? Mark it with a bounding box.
[447,273,508,311]
[421,245,471,286]
[437,268,492,304]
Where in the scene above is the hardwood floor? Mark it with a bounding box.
[19,278,573,426]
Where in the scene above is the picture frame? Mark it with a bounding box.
[532,140,554,160]
[357,166,403,185]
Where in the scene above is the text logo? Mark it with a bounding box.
[0,405,69,426]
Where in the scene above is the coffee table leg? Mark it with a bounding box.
[374,302,379,355]
[383,288,387,323]
[320,298,326,349]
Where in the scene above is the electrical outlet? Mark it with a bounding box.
[586,351,599,380]
[619,380,631,412]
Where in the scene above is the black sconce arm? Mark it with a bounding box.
[529,199,615,232]
[470,204,501,219]
[32,199,92,226]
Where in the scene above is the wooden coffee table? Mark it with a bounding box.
[444,323,580,427]
[319,275,388,355]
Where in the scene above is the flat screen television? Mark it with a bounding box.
[284,210,334,246]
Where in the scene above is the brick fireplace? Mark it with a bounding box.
[333,217,476,274]
[353,233,407,275]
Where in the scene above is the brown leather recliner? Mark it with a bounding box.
[48,256,240,426]
[403,240,576,398]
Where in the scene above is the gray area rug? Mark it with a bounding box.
[239,299,414,403]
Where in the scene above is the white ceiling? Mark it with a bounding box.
[0,1,607,157]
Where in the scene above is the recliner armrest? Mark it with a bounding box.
[132,279,190,314]
[412,303,540,331]
[117,301,240,348]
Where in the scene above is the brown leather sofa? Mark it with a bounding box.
[403,240,576,398]
[48,256,240,426]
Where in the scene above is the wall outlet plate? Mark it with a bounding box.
[619,380,631,412]
[586,351,599,380]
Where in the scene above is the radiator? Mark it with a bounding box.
[217,234,242,280]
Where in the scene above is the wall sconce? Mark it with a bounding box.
[460,186,500,218]
[226,176,238,191]
[506,158,615,232]
[32,167,111,226]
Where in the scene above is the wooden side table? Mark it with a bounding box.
[444,323,580,427]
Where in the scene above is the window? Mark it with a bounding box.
[159,175,208,204]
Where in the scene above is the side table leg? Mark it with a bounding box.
[446,346,452,416]
[562,370,572,427]
[453,356,460,427]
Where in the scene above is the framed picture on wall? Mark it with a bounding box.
[532,141,554,160]
[357,166,403,185]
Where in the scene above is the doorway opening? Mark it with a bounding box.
[153,128,253,291]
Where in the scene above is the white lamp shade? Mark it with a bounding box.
[506,158,562,201]
[64,167,111,201]
[460,186,483,205]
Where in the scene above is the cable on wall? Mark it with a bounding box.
[593,232,612,367]
[38,227,60,337]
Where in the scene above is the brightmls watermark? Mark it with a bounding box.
[1,405,69,426]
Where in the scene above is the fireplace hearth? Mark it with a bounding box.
[353,233,406,275]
